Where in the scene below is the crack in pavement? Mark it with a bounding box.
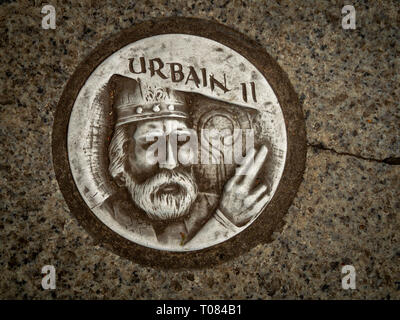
[307,143,400,166]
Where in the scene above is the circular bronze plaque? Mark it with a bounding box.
[52,17,306,268]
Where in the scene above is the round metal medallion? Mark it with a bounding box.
[52,18,306,268]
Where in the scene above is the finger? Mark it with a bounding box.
[253,193,271,212]
[242,145,268,186]
[243,184,267,207]
[251,184,268,199]
[243,193,271,222]
[235,147,256,176]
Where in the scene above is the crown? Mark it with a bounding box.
[108,75,189,126]
[143,87,168,103]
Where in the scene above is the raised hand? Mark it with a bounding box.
[219,145,270,227]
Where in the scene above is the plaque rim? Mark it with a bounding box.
[52,17,306,269]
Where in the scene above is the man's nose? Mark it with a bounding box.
[159,137,178,170]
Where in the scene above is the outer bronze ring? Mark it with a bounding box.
[52,17,307,269]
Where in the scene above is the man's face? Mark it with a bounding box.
[127,119,195,179]
[122,118,198,221]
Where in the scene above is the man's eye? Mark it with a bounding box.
[142,140,156,149]
[177,135,190,146]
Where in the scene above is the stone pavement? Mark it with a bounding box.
[0,0,398,299]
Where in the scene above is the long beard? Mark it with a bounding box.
[124,168,198,221]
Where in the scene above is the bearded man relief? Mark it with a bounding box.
[98,75,271,247]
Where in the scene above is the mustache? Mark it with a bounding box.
[146,168,194,191]
[124,167,198,221]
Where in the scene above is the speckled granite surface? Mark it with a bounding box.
[0,0,399,299]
